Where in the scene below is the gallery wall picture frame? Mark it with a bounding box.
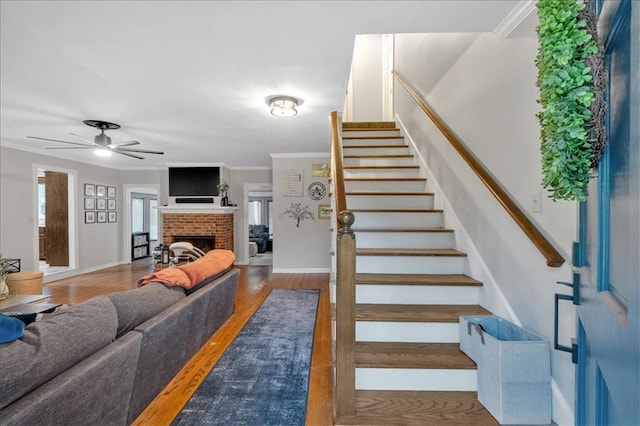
[84,197,95,210]
[107,199,116,210]
[96,185,107,197]
[318,204,331,219]
[85,211,95,223]
[107,186,116,198]
[108,211,117,223]
[96,198,107,210]
[84,183,95,196]
[97,211,107,223]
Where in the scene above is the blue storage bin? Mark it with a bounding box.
[459,315,551,425]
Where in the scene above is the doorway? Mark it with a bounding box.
[123,185,159,263]
[244,183,273,265]
[34,166,77,277]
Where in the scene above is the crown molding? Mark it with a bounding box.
[494,1,537,38]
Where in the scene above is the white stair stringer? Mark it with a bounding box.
[341,123,487,396]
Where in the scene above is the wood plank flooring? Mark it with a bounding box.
[42,262,333,426]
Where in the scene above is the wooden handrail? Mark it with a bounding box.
[331,111,347,216]
[393,71,565,267]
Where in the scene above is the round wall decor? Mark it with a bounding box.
[307,182,326,200]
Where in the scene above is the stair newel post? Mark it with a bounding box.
[335,209,356,418]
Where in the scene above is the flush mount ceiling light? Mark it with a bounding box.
[268,95,298,118]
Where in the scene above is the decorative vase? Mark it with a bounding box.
[0,276,10,299]
[221,195,229,206]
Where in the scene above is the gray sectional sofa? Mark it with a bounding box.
[0,267,239,426]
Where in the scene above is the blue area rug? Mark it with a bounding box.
[173,288,319,426]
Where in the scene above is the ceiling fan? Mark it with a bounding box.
[28,120,164,160]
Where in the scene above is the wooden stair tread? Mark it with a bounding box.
[335,390,499,425]
[344,165,419,169]
[343,144,409,149]
[356,304,491,322]
[353,227,453,233]
[355,342,476,369]
[346,191,434,196]
[357,248,466,257]
[344,154,414,159]
[356,273,482,286]
[345,177,426,182]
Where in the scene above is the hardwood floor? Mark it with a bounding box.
[43,262,334,425]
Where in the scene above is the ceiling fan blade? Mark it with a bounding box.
[115,148,164,155]
[109,141,140,148]
[45,147,94,150]
[28,136,93,147]
[69,133,97,145]
[115,150,145,160]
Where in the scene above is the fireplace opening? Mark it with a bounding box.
[172,236,216,253]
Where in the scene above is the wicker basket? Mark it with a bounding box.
[6,271,44,295]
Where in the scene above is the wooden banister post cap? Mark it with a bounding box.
[338,210,354,234]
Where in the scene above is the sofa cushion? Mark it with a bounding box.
[249,224,267,238]
[107,282,185,338]
[0,296,118,409]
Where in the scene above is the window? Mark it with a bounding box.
[132,198,144,233]
[149,199,158,240]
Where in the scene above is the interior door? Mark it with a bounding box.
[576,1,639,424]
[44,171,69,266]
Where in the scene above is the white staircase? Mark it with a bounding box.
[336,121,497,425]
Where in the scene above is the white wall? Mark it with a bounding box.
[351,34,385,122]
[393,17,577,425]
[271,153,331,272]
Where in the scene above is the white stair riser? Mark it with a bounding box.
[355,232,454,249]
[343,147,410,155]
[357,321,460,343]
[345,180,427,192]
[352,212,444,228]
[356,368,477,391]
[343,137,404,145]
[344,169,422,178]
[357,255,465,274]
[356,284,479,305]
[343,130,401,137]
[347,195,434,210]
[344,157,416,166]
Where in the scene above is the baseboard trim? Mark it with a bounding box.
[43,261,125,284]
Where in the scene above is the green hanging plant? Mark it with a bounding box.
[535,0,605,201]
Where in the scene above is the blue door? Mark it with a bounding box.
[576,1,639,425]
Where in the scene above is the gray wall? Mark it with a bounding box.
[1,146,121,272]
[271,154,330,272]
[393,17,576,425]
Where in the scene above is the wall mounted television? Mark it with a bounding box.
[169,167,220,196]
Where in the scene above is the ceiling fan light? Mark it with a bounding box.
[268,96,298,118]
[94,148,112,157]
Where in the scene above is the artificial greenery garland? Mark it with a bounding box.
[535,0,605,201]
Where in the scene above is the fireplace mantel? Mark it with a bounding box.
[159,205,239,214]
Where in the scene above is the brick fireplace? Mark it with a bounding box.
[162,212,234,251]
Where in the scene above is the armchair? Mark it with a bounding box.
[248,225,269,253]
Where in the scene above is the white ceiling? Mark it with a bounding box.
[1,1,521,170]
